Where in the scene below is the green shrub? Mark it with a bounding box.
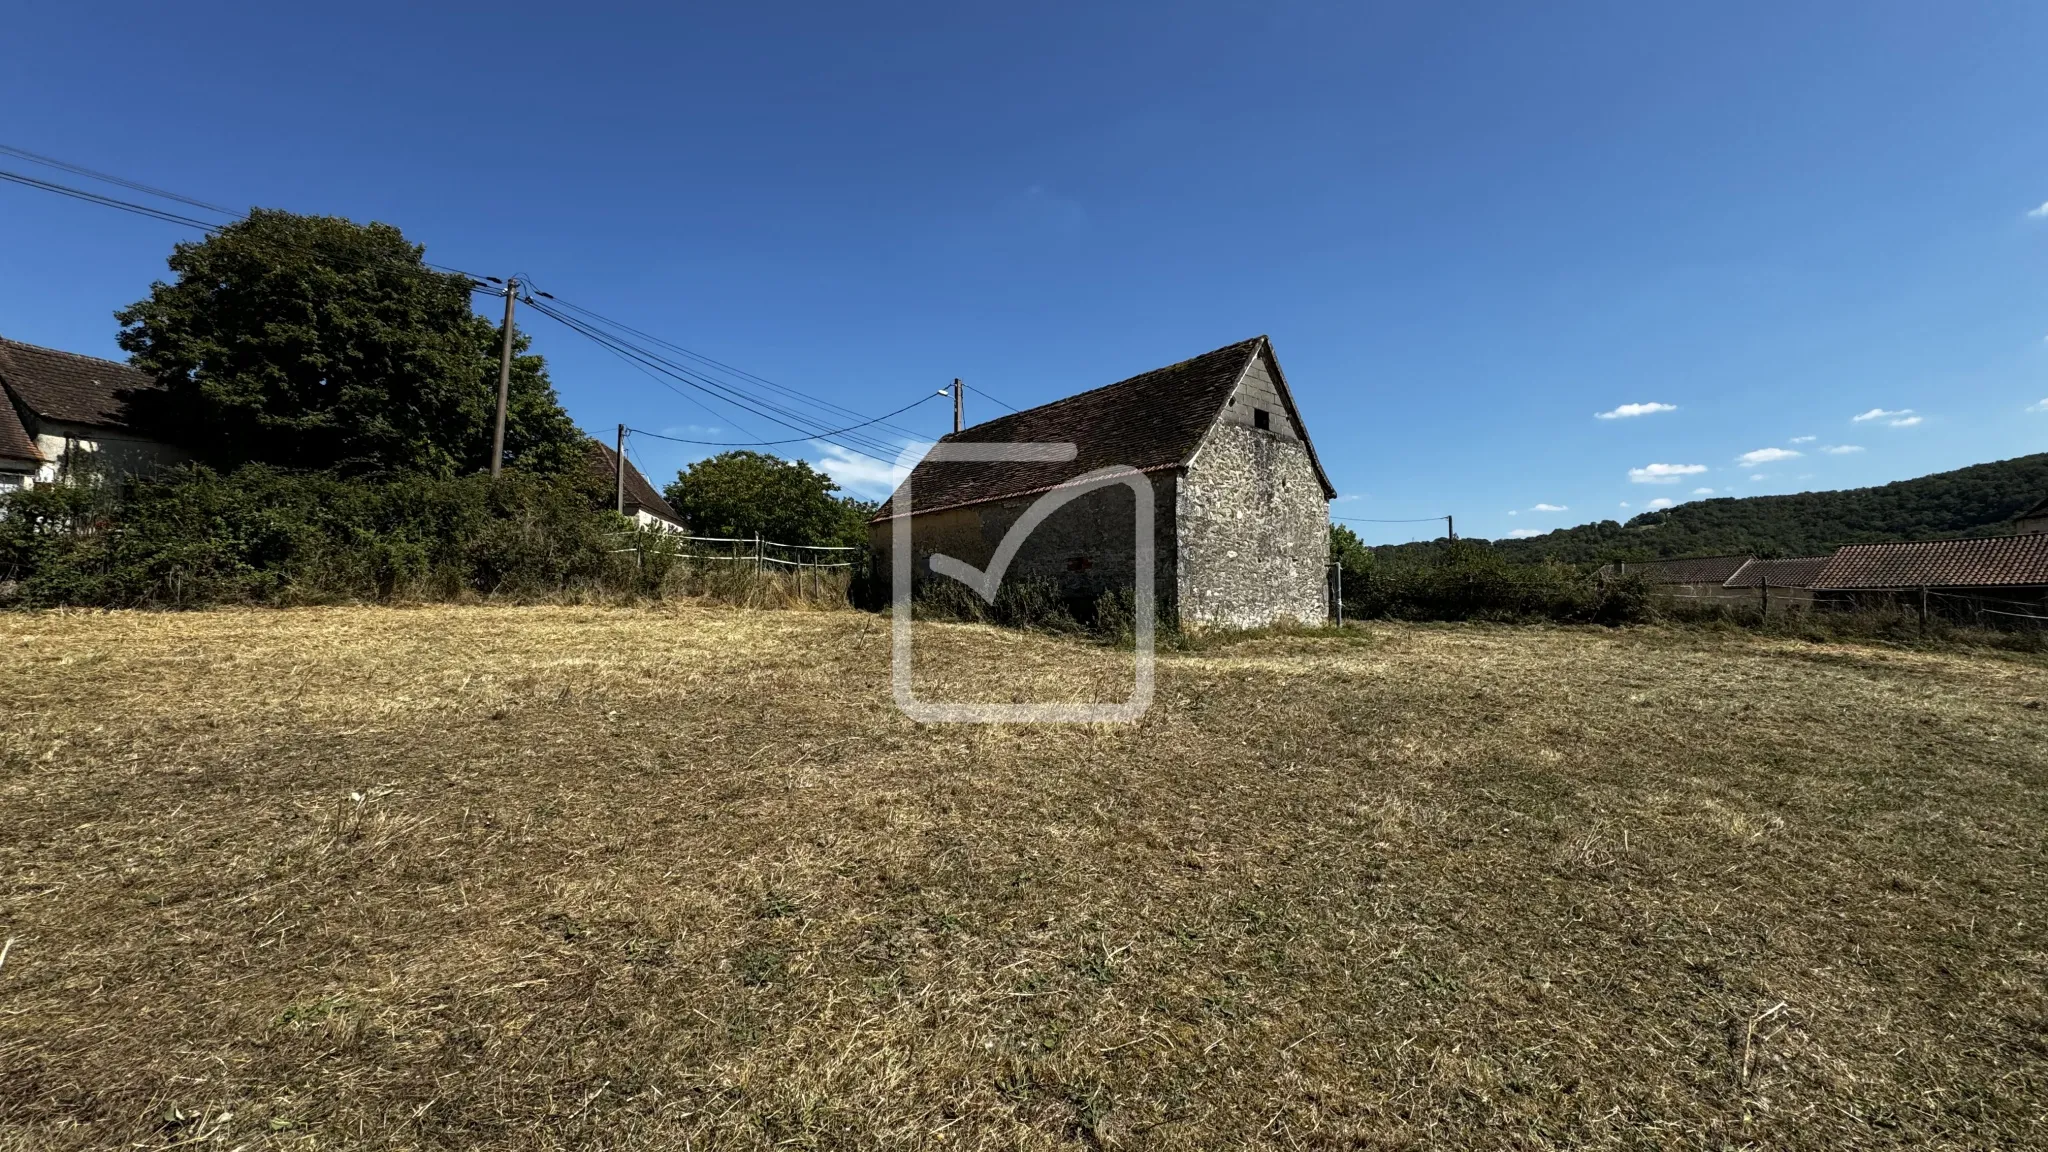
[0,465,625,608]
[1345,542,1649,625]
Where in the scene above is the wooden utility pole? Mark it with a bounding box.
[489,279,519,478]
[614,424,628,515]
[953,378,963,434]
[1446,514,1456,541]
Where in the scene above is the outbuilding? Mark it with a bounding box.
[873,336,1335,630]
[0,336,188,493]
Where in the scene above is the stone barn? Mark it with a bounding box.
[872,336,1335,630]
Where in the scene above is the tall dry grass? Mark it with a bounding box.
[1,607,2043,1149]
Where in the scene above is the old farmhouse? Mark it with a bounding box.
[873,336,1335,630]
[587,438,684,532]
[0,335,186,493]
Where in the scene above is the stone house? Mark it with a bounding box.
[0,336,188,494]
[872,336,1335,629]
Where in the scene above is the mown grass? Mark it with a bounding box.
[0,606,2044,1149]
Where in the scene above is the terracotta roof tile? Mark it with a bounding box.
[875,337,1330,521]
[1723,556,1830,588]
[0,336,158,428]
[588,439,681,525]
[1813,534,2048,589]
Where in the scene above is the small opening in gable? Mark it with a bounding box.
[1253,408,1271,431]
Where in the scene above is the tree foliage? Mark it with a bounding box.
[663,451,873,546]
[115,209,583,477]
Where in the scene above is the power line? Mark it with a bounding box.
[535,293,939,443]
[0,145,489,283]
[0,144,237,216]
[523,297,911,466]
[1333,515,1453,524]
[628,390,945,447]
[525,297,901,455]
[0,168,226,231]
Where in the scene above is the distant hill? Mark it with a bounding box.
[1373,452,2048,567]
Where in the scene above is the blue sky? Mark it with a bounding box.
[2,2,2045,541]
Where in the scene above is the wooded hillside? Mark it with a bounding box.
[1377,452,2048,566]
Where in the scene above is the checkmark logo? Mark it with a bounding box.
[889,441,1156,724]
[926,465,1149,604]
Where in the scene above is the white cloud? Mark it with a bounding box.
[1618,501,1630,508]
[1852,407,1912,423]
[1737,447,1802,466]
[1530,503,1568,512]
[2029,200,2048,219]
[1646,497,1675,510]
[1507,528,1541,538]
[813,442,924,498]
[1333,493,1364,503]
[1822,444,1864,455]
[1790,435,1816,444]
[1595,402,1678,420]
[1506,509,1518,516]
[1628,462,1707,483]
[2029,398,2048,413]
[1750,473,1767,481]
[1890,415,1922,427]
[1692,487,1715,495]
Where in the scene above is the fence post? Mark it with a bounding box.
[1918,586,1928,632]
[755,533,762,576]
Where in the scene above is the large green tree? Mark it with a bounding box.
[116,209,583,477]
[663,451,873,546]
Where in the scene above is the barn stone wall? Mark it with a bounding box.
[1177,422,1328,629]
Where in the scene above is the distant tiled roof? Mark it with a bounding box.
[0,336,158,429]
[1723,556,1830,589]
[0,395,40,467]
[1609,555,1753,585]
[2021,494,2048,521]
[1813,534,2048,590]
[873,336,1333,522]
[588,439,682,526]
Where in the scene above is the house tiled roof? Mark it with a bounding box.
[873,336,1332,521]
[588,439,682,526]
[0,396,40,467]
[1723,556,1831,589]
[2021,494,2048,521]
[1813,534,2048,590]
[0,336,158,428]
[1609,555,1753,585]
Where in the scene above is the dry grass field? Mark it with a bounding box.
[1,605,2044,1150]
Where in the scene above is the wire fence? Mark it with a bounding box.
[604,530,866,600]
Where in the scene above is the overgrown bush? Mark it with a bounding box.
[1345,542,1649,625]
[0,464,630,608]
